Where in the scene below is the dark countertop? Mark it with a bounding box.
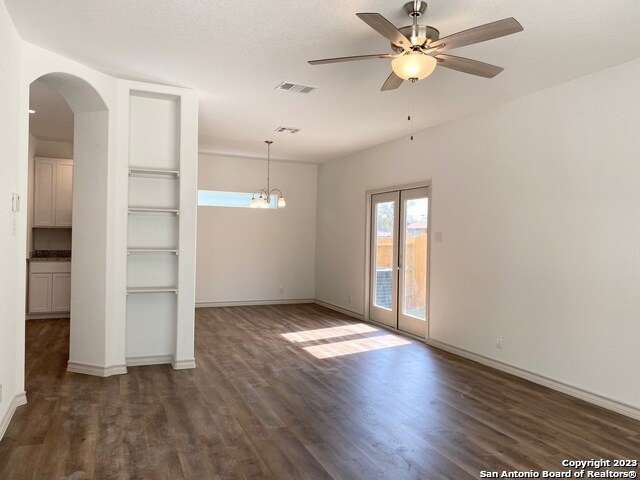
[28,250,71,262]
[28,257,71,262]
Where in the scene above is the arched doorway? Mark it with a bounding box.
[25,72,120,377]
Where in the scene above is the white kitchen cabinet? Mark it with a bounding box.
[55,160,73,227]
[33,158,56,227]
[28,262,72,314]
[51,273,71,312]
[28,273,52,313]
[33,157,73,227]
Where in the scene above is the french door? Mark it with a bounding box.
[369,187,429,337]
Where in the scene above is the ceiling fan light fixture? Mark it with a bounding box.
[391,52,436,81]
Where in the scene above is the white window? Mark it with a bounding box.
[197,190,277,209]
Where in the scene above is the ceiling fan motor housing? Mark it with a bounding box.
[391,25,440,53]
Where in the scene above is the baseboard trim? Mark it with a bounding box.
[0,391,27,441]
[126,355,173,367]
[426,338,640,421]
[26,313,69,320]
[196,298,315,308]
[67,361,127,377]
[313,299,364,320]
[172,358,196,370]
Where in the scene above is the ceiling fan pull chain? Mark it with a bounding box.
[409,80,415,141]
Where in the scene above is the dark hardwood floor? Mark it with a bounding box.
[0,304,638,479]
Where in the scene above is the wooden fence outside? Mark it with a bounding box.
[376,233,428,311]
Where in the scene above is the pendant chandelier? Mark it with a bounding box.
[251,140,286,209]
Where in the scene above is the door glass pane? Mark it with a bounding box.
[403,197,428,320]
[374,201,394,310]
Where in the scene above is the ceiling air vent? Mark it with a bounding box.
[275,81,317,94]
[275,127,300,134]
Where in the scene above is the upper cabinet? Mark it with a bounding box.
[33,158,55,227]
[33,157,73,228]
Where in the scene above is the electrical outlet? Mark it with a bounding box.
[278,286,284,294]
[347,295,352,304]
[496,336,503,349]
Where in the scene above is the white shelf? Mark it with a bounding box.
[127,286,177,295]
[129,167,180,178]
[128,207,179,215]
[127,248,178,255]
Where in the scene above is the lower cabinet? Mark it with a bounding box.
[51,273,71,312]
[28,262,71,314]
[28,274,52,313]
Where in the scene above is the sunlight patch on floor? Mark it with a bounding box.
[302,334,411,359]
[281,323,378,343]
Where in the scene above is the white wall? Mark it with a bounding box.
[34,139,73,158]
[316,58,640,412]
[0,0,25,436]
[196,154,317,305]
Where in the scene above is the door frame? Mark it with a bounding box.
[364,180,432,340]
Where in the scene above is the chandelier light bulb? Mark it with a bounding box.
[277,196,286,208]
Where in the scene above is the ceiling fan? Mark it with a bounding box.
[308,1,523,91]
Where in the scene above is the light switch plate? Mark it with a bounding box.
[11,193,20,212]
[435,232,443,243]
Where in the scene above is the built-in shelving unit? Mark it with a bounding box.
[126,90,182,367]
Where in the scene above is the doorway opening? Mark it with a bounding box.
[25,79,75,384]
[368,185,430,338]
[23,72,110,380]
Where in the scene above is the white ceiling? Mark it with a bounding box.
[8,0,640,162]
[29,80,74,142]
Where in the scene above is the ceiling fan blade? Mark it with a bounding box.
[381,72,404,91]
[308,53,394,65]
[426,17,523,53]
[435,54,504,78]
[356,13,412,51]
